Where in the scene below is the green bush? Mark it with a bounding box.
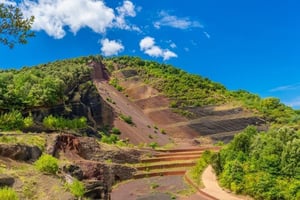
[0,110,24,131]
[34,154,59,174]
[43,115,87,130]
[111,127,121,135]
[0,187,19,200]
[65,179,85,198]
[149,142,158,149]
[119,114,133,125]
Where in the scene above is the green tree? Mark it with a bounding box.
[0,3,34,48]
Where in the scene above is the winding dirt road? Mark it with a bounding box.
[201,165,252,200]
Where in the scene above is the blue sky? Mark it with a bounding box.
[0,0,299,109]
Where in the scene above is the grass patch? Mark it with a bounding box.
[0,187,19,200]
[0,134,46,151]
[34,154,59,174]
[65,179,85,198]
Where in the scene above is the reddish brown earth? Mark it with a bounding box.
[112,69,265,144]
[89,62,265,199]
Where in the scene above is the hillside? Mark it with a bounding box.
[0,55,299,199]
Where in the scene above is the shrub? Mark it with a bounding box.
[0,110,24,131]
[65,179,85,198]
[111,127,121,135]
[100,133,119,144]
[43,115,87,130]
[0,187,19,200]
[119,114,133,125]
[149,142,158,149]
[34,154,59,174]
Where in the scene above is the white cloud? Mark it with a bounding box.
[270,83,300,92]
[163,50,177,61]
[100,38,124,56]
[140,37,155,50]
[114,0,140,31]
[139,36,177,61]
[203,31,211,39]
[170,42,176,48]
[19,0,139,39]
[154,11,202,30]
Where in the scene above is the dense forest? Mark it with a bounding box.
[212,126,300,199]
[0,56,97,131]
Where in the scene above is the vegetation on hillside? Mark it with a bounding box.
[0,57,91,109]
[211,126,300,199]
[0,57,98,131]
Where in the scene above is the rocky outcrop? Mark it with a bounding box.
[0,174,15,187]
[0,144,41,162]
[78,137,143,164]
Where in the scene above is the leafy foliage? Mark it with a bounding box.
[0,187,19,200]
[0,57,92,109]
[43,115,87,131]
[212,126,300,199]
[65,179,85,198]
[0,110,33,131]
[34,154,59,174]
[0,3,34,48]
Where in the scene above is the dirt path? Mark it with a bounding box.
[201,165,252,200]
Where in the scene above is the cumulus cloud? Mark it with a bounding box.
[140,36,177,61]
[19,0,139,39]
[114,0,140,31]
[100,38,124,56]
[154,11,202,29]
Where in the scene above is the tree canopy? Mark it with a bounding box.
[0,3,34,48]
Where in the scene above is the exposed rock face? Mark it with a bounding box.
[0,174,15,187]
[84,180,110,200]
[22,61,114,133]
[0,144,41,162]
[78,136,142,164]
[63,164,84,181]
[49,134,141,200]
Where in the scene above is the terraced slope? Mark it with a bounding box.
[113,70,265,143]
[133,147,220,179]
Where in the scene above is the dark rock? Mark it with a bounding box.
[0,174,15,187]
[84,180,110,200]
[0,144,42,162]
[63,164,84,181]
[78,137,142,164]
